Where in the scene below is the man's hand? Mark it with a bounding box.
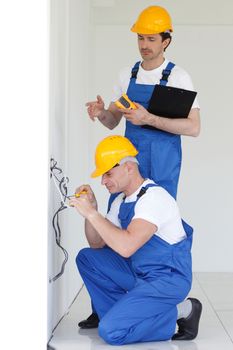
[75,184,98,209]
[69,184,98,219]
[69,194,97,219]
[119,102,150,126]
[86,95,105,121]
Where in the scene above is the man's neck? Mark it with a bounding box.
[124,175,145,197]
[141,56,165,71]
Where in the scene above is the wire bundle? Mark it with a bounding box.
[49,158,70,282]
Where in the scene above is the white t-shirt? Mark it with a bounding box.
[106,179,187,245]
[111,58,199,109]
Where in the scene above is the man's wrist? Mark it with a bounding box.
[97,109,106,120]
[147,112,159,127]
[87,209,99,222]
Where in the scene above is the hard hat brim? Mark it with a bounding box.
[91,168,104,178]
[131,25,173,35]
[91,164,114,178]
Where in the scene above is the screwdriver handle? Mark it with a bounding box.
[75,190,87,198]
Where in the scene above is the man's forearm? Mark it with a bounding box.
[85,219,105,248]
[97,109,119,129]
[146,108,200,136]
[86,210,131,257]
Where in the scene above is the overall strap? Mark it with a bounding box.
[130,61,140,80]
[118,183,158,228]
[130,61,175,84]
[160,61,175,86]
[136,183,158,199]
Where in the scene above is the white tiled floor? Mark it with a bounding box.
[49,273,233,350]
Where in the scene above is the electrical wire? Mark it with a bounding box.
[49,158,70,282]
[50,158,71,207]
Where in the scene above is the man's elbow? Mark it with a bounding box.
[188,109,201,137]
[120,251,131,258]
[186,119,201,137]
[119,246,135,258]
[90,241,106,249]
[190,124,201,137]
[108,124,116,130]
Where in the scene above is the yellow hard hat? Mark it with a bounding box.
[131,6,173,35]
[91,135,138,178]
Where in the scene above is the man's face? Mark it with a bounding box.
[101,164,128,193]
[137,33,168,61]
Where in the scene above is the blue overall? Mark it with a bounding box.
[125,61,181,199]
[76,183,193,345]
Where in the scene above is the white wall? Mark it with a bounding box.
[48,0,233,337]
[48,0,91,336]
[177,6,233,272]
[170,25,233,271]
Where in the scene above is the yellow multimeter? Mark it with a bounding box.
[115,94,137,110]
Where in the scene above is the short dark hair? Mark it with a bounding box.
[159,32,172,51]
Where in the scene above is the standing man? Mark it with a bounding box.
[70,135,202,345]
[86,5,200,200]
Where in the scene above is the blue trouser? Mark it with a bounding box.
[76,236,192,345]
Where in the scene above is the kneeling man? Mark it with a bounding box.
[70,135,202,345]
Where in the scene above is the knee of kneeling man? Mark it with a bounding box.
[98,320,113,345]
[75,247,91,267]
[98,319,121,345]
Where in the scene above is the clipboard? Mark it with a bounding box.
[147,84,197,119]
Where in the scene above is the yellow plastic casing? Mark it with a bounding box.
[75,190,87,198]
[115,94,137,110]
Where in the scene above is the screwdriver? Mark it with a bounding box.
[75,190,88,198]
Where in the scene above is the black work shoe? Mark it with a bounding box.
[172,298,202,340]
[78,313,99,329]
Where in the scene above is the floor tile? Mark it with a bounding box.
[195,272,233,310]
[49,273,233,350]
[217,310,233,341]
